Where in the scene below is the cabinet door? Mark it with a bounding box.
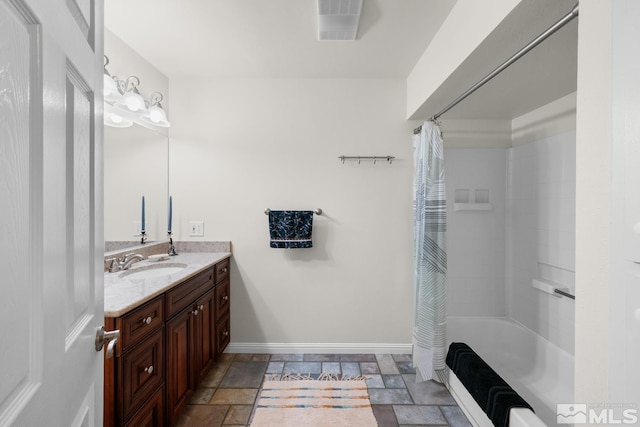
[194,289,216,384]
[216,313,231,356]
[119,328,164,423]
[214,277,230,322]
[166,308,194,425]
[123,386,164,427]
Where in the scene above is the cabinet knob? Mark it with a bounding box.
[192,309,198,316]
[199,304,204,311]
[223,330,229,337]
[223,295,229,301]
[143,316,152,325]
[144,366,154,375]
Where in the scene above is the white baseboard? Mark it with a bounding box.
[225,342,412,354]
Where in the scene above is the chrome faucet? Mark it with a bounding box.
[105,253,145,273]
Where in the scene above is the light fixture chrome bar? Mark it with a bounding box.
[415,3,579,131]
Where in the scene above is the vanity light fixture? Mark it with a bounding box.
[103,56,121,102]
[140,92,170,128]
[104,109,133,128]
[103,55,171,128]
[114,76,147,112]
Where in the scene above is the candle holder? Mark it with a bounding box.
[140,230,147,245]
[167,232,178,256]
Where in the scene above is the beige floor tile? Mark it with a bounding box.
[173,404,229,427]
[223,405,253,425]
[200,362,231,387]
[210,388,258,405]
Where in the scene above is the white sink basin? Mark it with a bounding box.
[119,263,187,280]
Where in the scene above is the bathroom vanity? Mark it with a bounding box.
[103,252,231,426]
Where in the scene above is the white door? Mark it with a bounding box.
[0,0,104,426]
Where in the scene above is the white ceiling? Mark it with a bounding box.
[104,0,457,79]
[105,0,578,121]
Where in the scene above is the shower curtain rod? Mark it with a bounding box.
[413,3,579,135]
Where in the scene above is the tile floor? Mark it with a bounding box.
[174,353,471,427]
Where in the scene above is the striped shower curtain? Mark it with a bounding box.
[412,120,447,383]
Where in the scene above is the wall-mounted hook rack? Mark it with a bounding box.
[338,155,395,164]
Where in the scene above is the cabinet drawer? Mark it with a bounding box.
[123,385,164,427]
[214,277,230,321]
[116,296,164,355]
[214,258,229,284]
[119,327,164,423]
[216,313,231,356]
[166,268,214,318]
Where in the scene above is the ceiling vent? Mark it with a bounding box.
[317,0,363,41]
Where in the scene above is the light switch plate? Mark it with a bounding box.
[190,221,204,237]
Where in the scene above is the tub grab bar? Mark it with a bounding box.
[554,289,575,300]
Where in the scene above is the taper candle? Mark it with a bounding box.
[168,196,172,233]
[141,196,145,232]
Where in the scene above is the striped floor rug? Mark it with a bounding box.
[250,378,378,426]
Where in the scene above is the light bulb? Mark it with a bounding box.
[121,92,146,111]
[104,111,133,128]
[148,106,166,123]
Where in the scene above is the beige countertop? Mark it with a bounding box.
[104,252,231,317]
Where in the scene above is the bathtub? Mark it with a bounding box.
[446,316,574,427]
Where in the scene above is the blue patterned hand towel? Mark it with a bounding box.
[268,210,314,249]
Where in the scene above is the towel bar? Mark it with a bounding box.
[264,208,322,216]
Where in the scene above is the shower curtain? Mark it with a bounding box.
[412,120,448,383]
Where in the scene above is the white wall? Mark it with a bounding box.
[574,0,612,404]
[609,0,640,409]
[507,130,576,354]
[169,78,415,348]
[507,95,576,355]
[445,148,507,317]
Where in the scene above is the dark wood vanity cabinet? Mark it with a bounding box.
[105,258,231,427]
[104,296,165,427]
[213,258,231,356]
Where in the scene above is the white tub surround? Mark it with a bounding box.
[104,252,231,317]
[447,316,574,427]
[448,373,545,427]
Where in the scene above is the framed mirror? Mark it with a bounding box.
[104,123,168,251]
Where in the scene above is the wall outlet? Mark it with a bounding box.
[190,221,204,237]
[133,220,142,236]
